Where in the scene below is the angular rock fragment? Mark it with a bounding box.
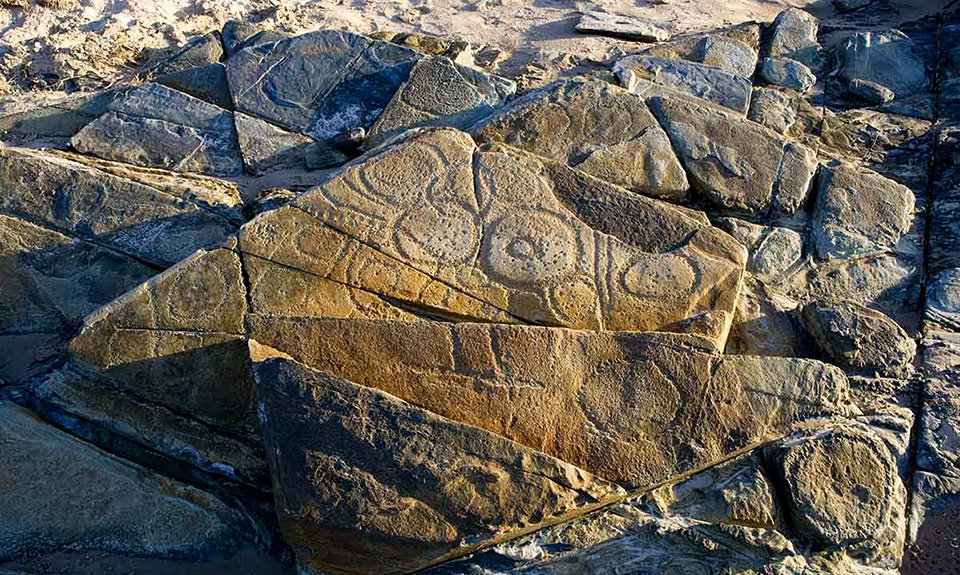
[367,55,515,147]
[251,349,625,575]
[835,0,872,12]
[221,20,288,56]
[614,55,753,114]
[249,317,855,488]
[295,128,745,342]
[225,30,420,139]
[839,31,929,100]
[0,402,248,562]
[927,268,960,330]
[156,63,234,110]
[235,113,347,175]
[768,8,821,69]
[747,87,798,134]
[698,35,758,78]
[766,425,906,562]
[800,300,916,376]
[760,57,815,93]
[649,95,818,215]
[0,146,237,267]
[154,32,223,76]
[812,162,915,260]
[715,218,803,281]
[472,79,689,200]
[0,89,119,145]
[71,83,243,176]
[847,78,896,104]
[575,11,670,42]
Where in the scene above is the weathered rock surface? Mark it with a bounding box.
[649,95,818,215]
[801,300,916,377]
[226,30,420,139]
[847,78,896,104]
[249,316,854,488]
[0,146,237,266]
[768,8,821,69]
[0,402,249,562]
[699,35,758,78]
[760,57,816,93]
[367,56,515,147]
[839,31,929,100]
[927,268,960,330]
[71,83,243,177]
[614,55,753,114]
[0,89,120,146]
[575,11,670,42]
[156,63,234,110]
[716,217,804,282]
[747,87,799,134]
[235,112,347,175]
[252,348,624,575]
[812,162,915,260]
[472,79,689,200]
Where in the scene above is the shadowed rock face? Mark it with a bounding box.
[251,349,625,575]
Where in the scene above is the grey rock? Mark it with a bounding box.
[235,112,347,175]
[0,402,248,561]
[221,21,287,56]
[835,0,872,12]
[251,348,624,575]
[748,87,798,134]
[839,30,929,100]
[225,30,421,139]
[800,300,916,376]
[847,78,897,104]
[916,332,960,479]
[812,162,915,260]
[155,32,223,76]
[649,95,818,215]
[927,268,960,330]
[698,35,759,78]
[716,218,804,281]
[366,55,515,148]
[472,79,689,201]
[156,63,234,110]
[768,8,821,69]
[0,89,120,146]
[760,57,816,93]
[71,83,243,177]
[575,11,670,42]
[0,146,236,267]
[904,472,960,573]
[614,55,753,114]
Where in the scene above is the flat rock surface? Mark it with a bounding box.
[614,55,753,114]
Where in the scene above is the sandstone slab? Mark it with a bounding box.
[0,402,248,562]
[472,79,688,200]
[812,162,915,261]
[225,30,420,139]
[235,112,347,175]
[614,55,753,114]
[649,95,818,216]
[249,316,855,488]
[251,349,624,575]
[574,11,670,42]
[367,55,514,148]
[698,35,758,78]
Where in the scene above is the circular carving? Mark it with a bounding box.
[394,203,479,266]
[621,254,696,300]
[481,210,577,288]
[167,262,229,323]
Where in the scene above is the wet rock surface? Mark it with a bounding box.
[1,4,958,575]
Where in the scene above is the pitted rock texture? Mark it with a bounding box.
[1,5,957,575]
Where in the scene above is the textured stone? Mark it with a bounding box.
[249,316,855,488]
[916,332,960,480]
[847,78,896,104]
[221,21,288,56]
[839,30,929,100]
[0,402,248,561]
[812,162,915,261]
[768,8,821,69]
[0,89,119,145]
[615,56,753,114]
[766,425,905,563]
[698,35,758,78]
[835,0,872,12]
[0,146,237,267]
[747,87,798,134]
[649,95,818,215]
[225,30,420,139]
[927,268,960,330]
[71,83,243,176]
[251,349,625,575]
[295,128,745,344]
[367,56,514,147]
[472,79,689,201]
[574,11,670,42]
[235,112,347,175]
[726,278,806,357]
[800,300,916,377]
[154,32,223,76]
[715,218,803,282]
[156,63,234,110]
[904,472,960,574]
[760,57,816,93]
